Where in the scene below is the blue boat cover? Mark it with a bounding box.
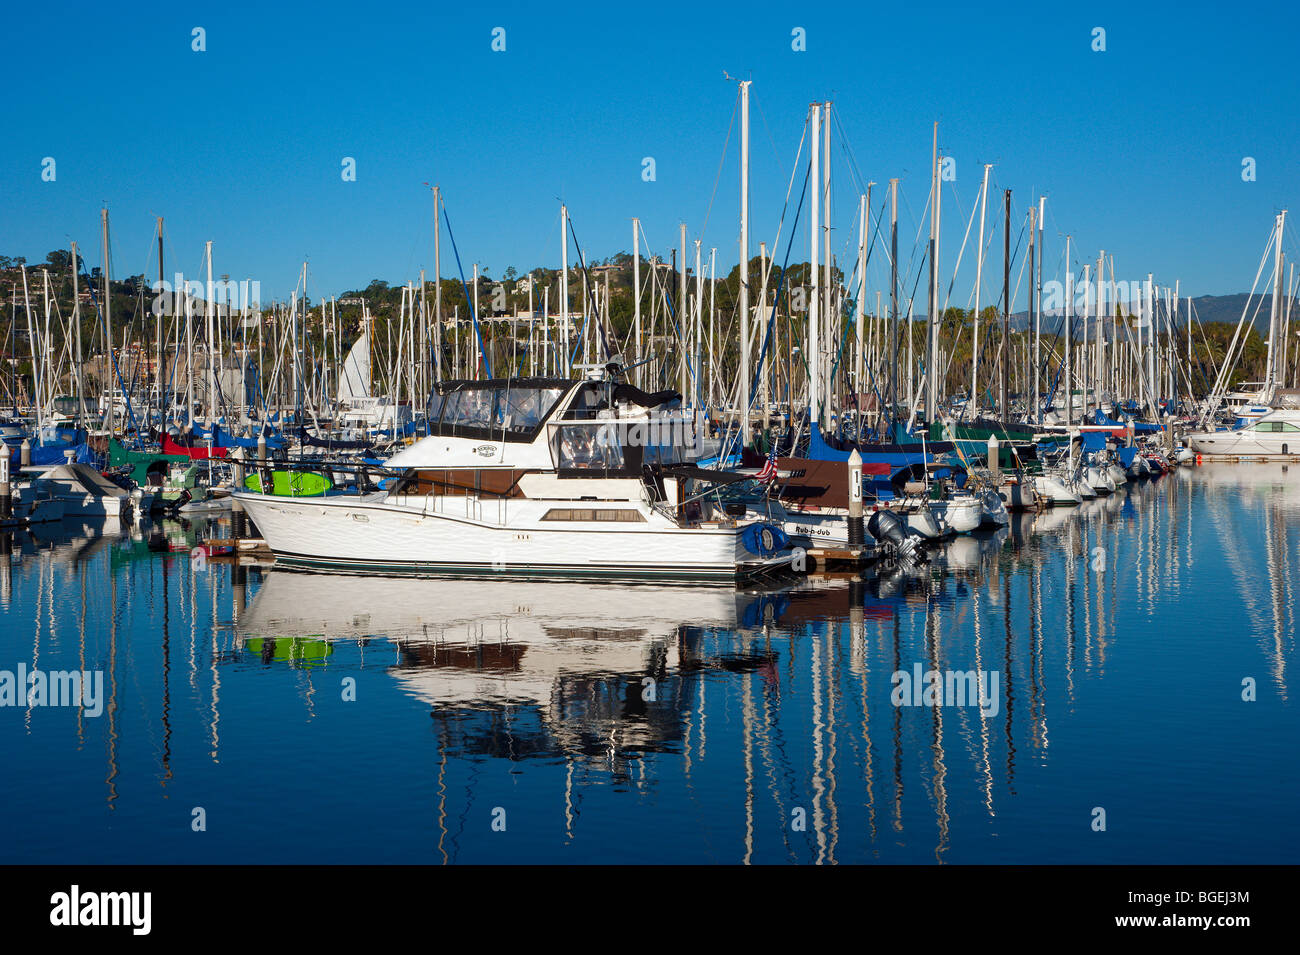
[10,442,99,467]
[1081,431,1109,452]
[741,522,790,557]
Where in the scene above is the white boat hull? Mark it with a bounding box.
[935,497,981,534]
[1034,474,1082,506]
[237,492,789,582]
[1187,416,1300,457]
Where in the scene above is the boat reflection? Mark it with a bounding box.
[236,572,794,766]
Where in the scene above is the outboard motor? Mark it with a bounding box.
[867,509,921,560]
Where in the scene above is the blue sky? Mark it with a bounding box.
[2,1,1297,305]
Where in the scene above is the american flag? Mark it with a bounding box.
[756,445,779,482]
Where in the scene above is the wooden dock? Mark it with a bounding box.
[206,537,266,549]
[804,545,879,569]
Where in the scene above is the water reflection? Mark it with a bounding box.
[1,464,1298,863]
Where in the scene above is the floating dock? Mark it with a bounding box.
[803,545,880,570]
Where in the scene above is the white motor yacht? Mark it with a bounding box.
[236,373,795,581]
[1186,409,1300,458]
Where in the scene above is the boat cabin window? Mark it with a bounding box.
[430,381,568,442]
[541,508,645,522]
[549,415,692,471]
[501,387,564,432]
[1255,421,1300,432]
[562,382,612,420]
[640,420,691,466]
[553,422,626,470]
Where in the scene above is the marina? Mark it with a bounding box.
[3,109,1298,870]
[1,6,1297,911]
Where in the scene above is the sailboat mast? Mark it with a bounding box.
[1028,204,1036,424]
[1267,211,1287,395]
[1064,234,1072,424]
[694,239,702,407]
[433,185,443,383]
[206,241,216,424]
[971,165,990,420]
[927,123,939,424]
[1036,196,1045,424]
[1081,263,1090,423]
[854,193,866,420]
[157,218,165,415]
[560,204,569,376]
[419,268,427,405]
[101,208,112,434]
[822,100,832,431]
[809,103,821,431]
[633,217,641,387]
[472,263,480,378]
[1146,271,1157,417]
[1096,250,1105,414]
[184,279,194,427]
[679,225,688,399]
[708,247,716,411]
[738,79,751,444]
[759,241,770,433]
[71,242,87,426]
[889,178,899,430]
[1000,189,1010,426]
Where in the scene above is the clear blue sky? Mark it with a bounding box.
[2,1,1297,306]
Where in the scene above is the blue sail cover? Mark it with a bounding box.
[189,424,285,450]
[807,423,935,469]
[10,442,99,467]
[219,425,285,450]
[1092,409,1159,435]
[802,422,948,502]
[1081,431,1109,453]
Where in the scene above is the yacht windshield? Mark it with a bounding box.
[430,380,570,442]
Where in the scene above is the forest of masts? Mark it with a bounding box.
[4,100,1296,432]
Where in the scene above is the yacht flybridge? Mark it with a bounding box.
[235,370,797,581]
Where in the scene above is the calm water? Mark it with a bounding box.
[2,463,1297,864]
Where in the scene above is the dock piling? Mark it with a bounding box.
[847,449,864,546]
[231,448,246,541]
[0,455,11,523]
